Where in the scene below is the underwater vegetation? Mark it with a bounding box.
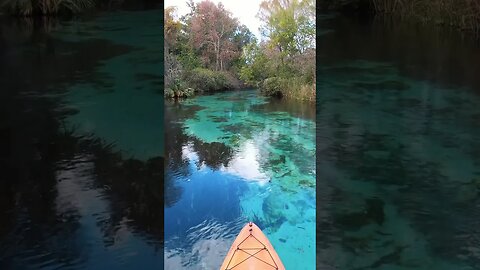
[335,198,385,230]
[165,91,315,269]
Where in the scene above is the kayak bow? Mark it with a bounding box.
[220,222,286,270]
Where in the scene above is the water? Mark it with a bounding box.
[0,9,163,269]
[317,15,480,269]
[164,91,316,269]
[3,7,480,270]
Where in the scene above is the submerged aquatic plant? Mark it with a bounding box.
[1,0,94,16]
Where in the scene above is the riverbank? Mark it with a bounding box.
[259,77,315,102]
[164,80,316,103]
[164,0,315,103]
[319,0,480,34]
[164,68,243,99]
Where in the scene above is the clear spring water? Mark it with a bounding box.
[317,14,480,270]
[55,9,164,160]
[0,9,163,269]
[164,91,316,269]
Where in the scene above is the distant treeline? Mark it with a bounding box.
[165,0,315,101]
[0,0,159,16]
[319,0,480,34]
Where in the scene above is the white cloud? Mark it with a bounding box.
[220,140,270,184]
[164,0,264,40]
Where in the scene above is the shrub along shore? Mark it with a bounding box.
[165,0,315,102]
[2,0,316,102]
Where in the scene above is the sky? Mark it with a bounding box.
[164,0,264,40]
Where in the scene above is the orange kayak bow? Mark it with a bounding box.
[220,222,285,270]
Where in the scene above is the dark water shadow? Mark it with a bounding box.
[318,14,480,94]
[317,14,480,269]
[0,13,164,268]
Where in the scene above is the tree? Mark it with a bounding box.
[233,25,256,49]
[258,0,315,62]
[190,0,239,71]
[164,6,183,88]
[239,42,269,84]
[164,6,181,51]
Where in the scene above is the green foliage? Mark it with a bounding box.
[184,68,233,92]
[259,0,315,58]
[164,88,175,98]
[164,6,182,48]
[164,1,253,98]
[164,79,195,99]
[260,76,315,101]
[1,0,94,16]
[265,4,298,58]
[164,0,316,101]
[233,25,256,49]
[238,43,269,85]
[164,87,195,98]
[239,0,316,101]
[176,46,201,71]
[260,77,288,97]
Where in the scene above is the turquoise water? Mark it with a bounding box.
[317,15,480,269]
[56,9,164,160]
[0,9,163,269]
[164,91,316,269]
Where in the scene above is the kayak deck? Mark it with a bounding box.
[220,222,285,270]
